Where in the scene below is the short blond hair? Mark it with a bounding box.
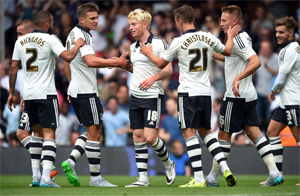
[127,9,152,30]
[221,5,242,21]
[274,16,295,31]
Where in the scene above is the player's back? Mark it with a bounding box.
[224,31,257,102]
[12,30,66,100]
[278,40,300,108]
[166,29,225,96]
[66,24,97,98]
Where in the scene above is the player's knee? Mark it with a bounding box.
[16,129,29,141]
[145,136,156,145]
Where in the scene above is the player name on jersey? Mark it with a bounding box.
[181,35,215,50]
[20,35,46,47]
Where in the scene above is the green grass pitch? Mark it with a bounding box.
[0,175,299,196]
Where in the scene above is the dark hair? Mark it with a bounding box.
[33,11,52,28]
[18,19,36,31]
[274,16,295,31]
[77,3,99,18]
[174,5,194,24]
[107,96,118,104]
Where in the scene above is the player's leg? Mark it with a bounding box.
[205,130,232,187]
[244,125,283,186]
[125,128,150,187]
[144,127,175,186]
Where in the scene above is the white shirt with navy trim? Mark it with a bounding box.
[162,29,225,96]
[12,29,65,100]
[130,33,168,98]
[66,24,98,98]
[224,30,257,102]
[277,40,300,108]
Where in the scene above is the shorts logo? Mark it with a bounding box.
[20,123,23,127]
[149,121,154,125]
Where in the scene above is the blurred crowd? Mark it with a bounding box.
[1,0,299,154]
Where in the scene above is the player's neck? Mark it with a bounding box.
[182,24,196,34]
[138,31,150,44]
[79,23,90,31]
[36,27,48,33]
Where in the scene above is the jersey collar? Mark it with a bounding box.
[238,29,244,34]
[183,28,199,35]
[32,29,47,34]
[76,24,92,37]
[135,32,154,48]
[281,39,295,49]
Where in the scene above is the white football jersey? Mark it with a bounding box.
[130,34,168,98]
[66,24,97,98]
[224,30,257,102]
[277,40,300,109]
[163,29,225,96]
[12,29,66,100]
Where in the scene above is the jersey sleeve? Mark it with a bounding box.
[157,39,169,58]
[213,36,225,54]
[12,42,20,61]
[234,35,256,61]
[162,38,179,62]
[278,49,298,74]
[50,35,66,57]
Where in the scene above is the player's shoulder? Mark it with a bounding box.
[152,36,169,49]
[279,40,299,61]
[234,30,251,49]
[73,24,92,45]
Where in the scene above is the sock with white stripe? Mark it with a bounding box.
[86,140,101,181]
[134,142,149,183]
[30,136,43,178]
[151,138,172,168]
[185,136,204,183]
[203,133,229,174]
[68,132,87,167]
[269,136,283,172]
[20,135,32,153]
[42,139,56,182]
[253,135,278,176]
[207,140,231,181]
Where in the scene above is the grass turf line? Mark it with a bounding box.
[0,175,299,196]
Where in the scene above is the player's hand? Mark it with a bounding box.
[232,78,240,98]
[73,38,86,47]
[7,94,16,112]
[117,52,131,69]
[139,77,155,91]
[20,98,25,111]
[269,91,279,101]
[140,43,152,56]
[227,25,241,38]
[67,95,71,103]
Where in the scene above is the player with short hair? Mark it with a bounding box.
[139,5,239,187]
[15,19,59,185]
[8,10,86,188]
[122,8,176,187]
[205,5,283,187]
[61,3,129,187]
[260,16,300,186]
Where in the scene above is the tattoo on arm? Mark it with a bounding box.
[9,73,17,95]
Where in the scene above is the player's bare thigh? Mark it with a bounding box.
[182,128,197,140]
[85,124,101,141]
[133,129,146,143]
[290,126,300,143]
[266,120,287,137]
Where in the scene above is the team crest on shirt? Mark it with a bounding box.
[132,49,136,53]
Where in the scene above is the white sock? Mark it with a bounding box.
[91,175,101,182]
[42,169,51,182]
[32,168,41,178]
[139,174,149,183]
[68,158,76,167]
[270,168,279,177]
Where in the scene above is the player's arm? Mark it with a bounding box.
[212,51,225,62]
[139,43,170,69]
[139,62,173,91]
[232,54,261,97]
[221,25,241,56]
[7,60,20,111]
[269,72,287,101]
[59,38,86,62]
[64,61,71,83]
[83,52,130,69]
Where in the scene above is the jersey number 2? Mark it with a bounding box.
[26,48,38,71]
[189,48,208,72]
